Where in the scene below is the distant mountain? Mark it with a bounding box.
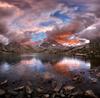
[0,39,99,59]
[0,42,35,54]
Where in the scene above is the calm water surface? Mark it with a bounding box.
[0,53,100,89]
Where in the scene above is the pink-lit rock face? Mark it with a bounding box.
[57,38,90,47]
[54,33,90,47]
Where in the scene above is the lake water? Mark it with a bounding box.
[0,53,100,90]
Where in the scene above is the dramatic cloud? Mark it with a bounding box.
[0,0,100,45]
[78,21,100,40]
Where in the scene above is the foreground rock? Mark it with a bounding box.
[0,89,5,96]
[0,67,99,98]
[84,90,98,98]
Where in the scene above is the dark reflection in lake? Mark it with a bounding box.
[0,54,91,81]
[0,54,100,98]
[0,54,100,90]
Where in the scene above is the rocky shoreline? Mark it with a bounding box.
[0,40,100,98]
[0,40,100,59]
[0,66,99,98]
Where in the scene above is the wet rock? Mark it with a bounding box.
[14,86,24,91]
[96,72,100,78]
[89,69,97,74]
[72,74,83,83]
[0,80,8,86]
[51,93,55,98]
[25,81,33,95]
[89,70,94,74]
[71,90,83,98]
[89,77,98,84]
[60,93,66,97]
[53,87,60,92]
[16,91,24,98]
[5,94,11,98]
[26,94,32,98]
[51,80,57,89]
[36,88,43,93]
[43,94,50,98]
[27,81,33,86]
[53,83,61,93]
[43,72,54,80]
[52,94,60,98]
[64,85,75,92]
[84,90,98,98]
[71,91,79,96]
[0,89,5,96]
[72,76,78,81]
[25,85,33,94]
[8,90,18,96]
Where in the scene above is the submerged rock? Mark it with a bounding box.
[16,91,24,98]
[0,80,8,86]
[0,89,5,96]
[96,72,100,78]
[43,94,50,98]
[60,93,66,97]
[36,88,43,93]
[90,78,98,84]
[25,81,33,94]
[14,86,24,91]
[53,87,60,92]
[8,89,18,96]
[72,74,83,83]
[25,85,33,94]
[64,85,75,91]
[84,90,98,98]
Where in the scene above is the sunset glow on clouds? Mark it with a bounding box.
[0,0,100,45]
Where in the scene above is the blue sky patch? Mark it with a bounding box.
[32,32,47,42]
[51,11,71,23]
[58,0,74,5]
[40,20,55,26]
[58,0,87,13]
[72,4,87,12]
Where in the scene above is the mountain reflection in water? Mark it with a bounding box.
[54,58,90,75]
[0,55,91,81]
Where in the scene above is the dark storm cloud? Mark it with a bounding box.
[0,1,16,45]
[0,22,9,45]
[0,22,8,35]
[0,1,33,44]
[0,2,15,34]
[47,20,82,40]
[0,8,13,18]
[48,0,100,40]
[0,0,100,45]
[0,0,57,13]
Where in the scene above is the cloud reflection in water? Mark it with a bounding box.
[54,57,90,75]
[0,57,91,80]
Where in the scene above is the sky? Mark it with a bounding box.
[0,0,100,45]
